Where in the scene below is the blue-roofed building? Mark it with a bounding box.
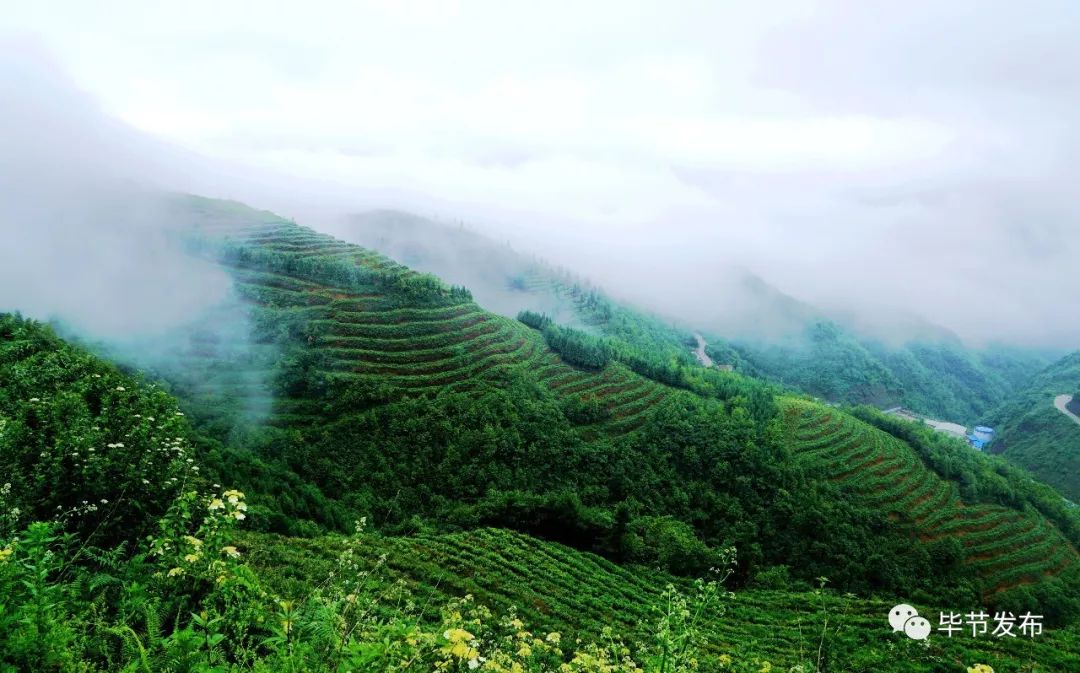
[967,425,994,450]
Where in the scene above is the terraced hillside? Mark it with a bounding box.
[341,210,703,367]
[782,399,1080,599]
[245,527,1080,672]
[147,196,678,439]
[341,210,1052,423]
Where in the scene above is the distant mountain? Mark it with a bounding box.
[340,209,1053,424]
[989,351,1080,501]
[721,325,1053,423]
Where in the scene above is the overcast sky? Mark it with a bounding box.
[3,1,1080,347]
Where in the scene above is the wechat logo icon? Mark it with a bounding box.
[889,604,930,640]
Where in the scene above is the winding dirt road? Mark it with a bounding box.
[691,333,714,368]
[1053,394,1080,427]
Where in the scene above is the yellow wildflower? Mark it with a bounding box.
[222,545,240,558]
[449,641,477,659]
[516,643,532,657]
[183,553,201,563]
[967,666,995,673]
[444,628,475,644]
[0,547,13,563]
[167,567,184,577]
[545,632,561,645]
[443,628,478,660]
[208,498,224,510]
[232,511,246,521]
[184,535,203,547]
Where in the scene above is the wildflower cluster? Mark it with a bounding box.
[0,481,18,534]
[428,595,568,672]
[2,371,200,548]
[150,487,247,585]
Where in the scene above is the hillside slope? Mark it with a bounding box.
[989,352,1080,501]
[782,399,1080,606]
[245,527,1080,673]
[3,313,1078,671]
[338,209,1050,423]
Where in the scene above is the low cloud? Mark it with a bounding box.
[0,45,231,338]
[3,2,1079,348]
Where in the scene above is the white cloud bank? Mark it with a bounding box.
[2,1,1079,346]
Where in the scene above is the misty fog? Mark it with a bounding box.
[3,2,1080,349]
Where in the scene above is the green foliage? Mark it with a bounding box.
[851,404,1080,551]
[0,313,195,546]
[621,516,731,576]
[219,243,470,309]
[989,351,1080,501]
[717,322,1051,423]
[794,401,1080,623]
[0,310,1078,671]
[540,322,613,370]
[518,311,779,425]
